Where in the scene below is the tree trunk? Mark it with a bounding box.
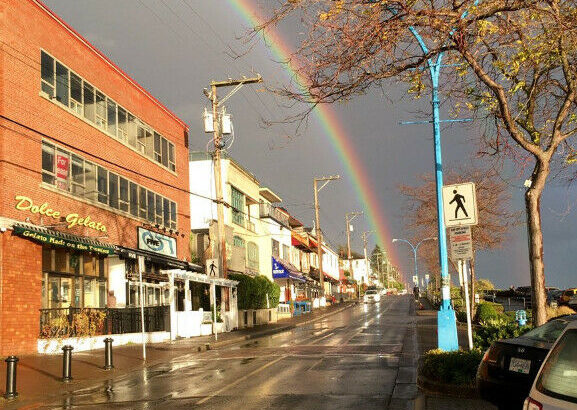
[525,160,549,327]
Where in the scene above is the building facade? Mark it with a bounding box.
[0,0,195,354]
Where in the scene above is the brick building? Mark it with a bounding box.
[0,0,197,354]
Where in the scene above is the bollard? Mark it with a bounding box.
[4,356,18,399]
[103,338,114,370]
[62,345,73,382]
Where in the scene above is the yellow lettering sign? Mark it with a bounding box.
[15,195,107,233]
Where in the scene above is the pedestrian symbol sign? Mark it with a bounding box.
[442,182,478,227]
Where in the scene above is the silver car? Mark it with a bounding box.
[524,320,577,409]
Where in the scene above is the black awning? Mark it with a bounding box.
[13,223,116,255]
[117,246,203,272]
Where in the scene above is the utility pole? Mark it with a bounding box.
[205,76,262,279]
[362,231,375,288]
[313,175,340,298]
[345,211,362,287]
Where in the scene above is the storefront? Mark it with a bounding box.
[272,256,306,303]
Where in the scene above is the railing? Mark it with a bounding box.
[39,306,170,338]
[259,203,290,228]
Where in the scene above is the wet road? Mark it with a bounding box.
[45,296,417,409]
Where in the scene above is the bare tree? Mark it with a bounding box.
[257,1,577,326]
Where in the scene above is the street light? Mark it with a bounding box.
[392,237,436,291]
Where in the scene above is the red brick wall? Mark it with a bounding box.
[0,0,192,354]
[0,234,42,356]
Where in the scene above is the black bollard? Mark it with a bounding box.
[4,356,18,399]
[103,338,114,370]
[62,345,73,382]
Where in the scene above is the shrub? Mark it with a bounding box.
[456,310,468,323]
[229,273,281,310]
[420,349,483,386]
[474,302,504,323]
[473,318,532,351]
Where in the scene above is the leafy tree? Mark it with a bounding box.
[257,1,575,325]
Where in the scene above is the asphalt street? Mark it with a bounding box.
[39,296,417,409]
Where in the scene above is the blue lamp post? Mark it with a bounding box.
[399,2,479,351]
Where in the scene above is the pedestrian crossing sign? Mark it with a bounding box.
[442,182,478,227]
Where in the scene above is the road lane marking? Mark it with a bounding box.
[195,355,286,405]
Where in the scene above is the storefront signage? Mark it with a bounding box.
[12,226,114,255]
[14,195,107,233]
[138,227,176,258]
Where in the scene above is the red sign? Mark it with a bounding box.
[55,154,69,190]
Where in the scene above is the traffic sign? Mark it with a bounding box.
[449,226,473,261]
[442,182,478,227]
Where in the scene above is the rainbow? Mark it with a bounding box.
[227,0,400,269]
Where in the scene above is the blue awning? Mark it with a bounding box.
[272,257,306,283]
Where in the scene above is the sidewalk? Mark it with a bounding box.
[414,298,497,410]
[0,301,355,408]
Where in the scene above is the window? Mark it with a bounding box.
[234,236,245,248]
[40,51,177,171]
[119,177,129,212]
[108,173,119,209]
[272,239,280,258]
[231,187,245,226]
[70,73,83,115]
[41,140,177,226]
[97,166,108,204]
[71,154,84,196]
[41,52,55,98]
[83,82,95,122]
[42,142,55,184]
[537,330,577,403]
[282,244,290,261]
[95,91,107,130]
[247,242,259,270]
[55,62,69,106]
[107,100,117,136]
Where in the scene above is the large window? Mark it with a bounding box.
[231,186,245,227]
[40,50,176,172]
[41,140,177,229]
[42,247,108,309]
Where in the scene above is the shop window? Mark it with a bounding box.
[54,248,68,272]
[83,254,95,276]
[70,253,81,275]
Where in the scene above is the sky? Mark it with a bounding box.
[40,0,577,289]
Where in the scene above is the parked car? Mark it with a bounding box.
[363,289,380,303]
[547,289,564,308]
[477,315,577,408]
[524,320,577,409]
[559,288,577,308]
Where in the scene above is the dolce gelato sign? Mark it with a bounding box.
[14,195,107,233]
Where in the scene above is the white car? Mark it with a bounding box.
[363,290,381,303]
[523,320,577,409]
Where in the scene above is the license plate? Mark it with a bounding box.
[509,357,531,374]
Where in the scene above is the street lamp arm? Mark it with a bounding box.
[392,238,415,252]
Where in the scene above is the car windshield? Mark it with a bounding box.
[519,319,569,343]
[366,290,377,295]
[536,329,577,403]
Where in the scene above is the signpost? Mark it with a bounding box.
[442,183,478,227]
[448,226,473,261]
